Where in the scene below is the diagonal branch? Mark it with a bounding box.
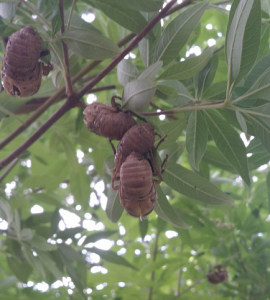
[0,0,178,170]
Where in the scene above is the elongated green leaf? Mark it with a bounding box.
[247,138,266,154]
[64,11,100,33]
[160,80,194,106]
[155,115,187,151]
[262,0,270,15]
[88,0,153,38]
[204,110,250,185]
[267,171,270,214]
[105,0,163,12]
[70,165,91,209]
[59,244,85,262]
[226,0,260,88]
[186,111,208,171]
[60,29,120,60]
[196,53,219,98]
[235,111,247,135]
[83,230,118,245]
[155,185,190,229]
[163,162,234,205]
[7,256,32,283]
[31,235,57,251]
[58,134,78,172]
[117,59,139,86]
[202,146,237,173]
[57,227,85,240]
[159,46,214,80]
[246,114,270,153]
[90,247,138,270]
[248,151,270,170]
[49,0,62,36]
[37,250,62,279]
[156,84,178,100]
[138,61,163,81]
[139,219,148,240]
[122,79,157,110]
[106,187,123,223]
[22,246,46,279]
[154,1,208,66]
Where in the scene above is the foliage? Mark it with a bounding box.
[0,0,270,299]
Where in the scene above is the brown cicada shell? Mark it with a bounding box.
[114,152,157,218]
[112,123,155,187]
[207,265,228,284]
[1,25,53,98]
[83,101,137,141]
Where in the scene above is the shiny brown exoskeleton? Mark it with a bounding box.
[1,25,53,98]
[112,123,155,186]
[113,152,159,218]
[83,98,137,141]
[207,265,228,284]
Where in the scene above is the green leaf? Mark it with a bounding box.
[204,110,250,186]
[155,185,190,229]
[235,111,247,135]
[226,0,260,88]
[267,171,270,214]
[31,235,57,251]
[105,187,123,223]
[160,80,194,106]
[139,12,161,67]
[196,53,219,98]
[57,227,85,240]
[159,46,214,80]
[32,193,63,208]
[89,0,154,38]
[138,61,163,81]
[186,111,208,171]
[107,0,163,12]
[7,256,32,283]
[36,250,62,279]
[139,218,148,240]
[59,244,85,263]
[0,3,17,19]
[22,245,46,279]
[83,230,118,245]
[163,162,234,205]
[155,83,178,100]
[49,0,62,36]
[122,79,157,110]
[117,59,139,86]
[90,247,138,270]
[154,1,209,66]
[247,138,266,154]
[60,29,120,60]
[64,10,100,33]
[70,165,91,209]
[0,276,17,289]
[58,133,78,172]
[154,115,187,151]
[0,198,12,224]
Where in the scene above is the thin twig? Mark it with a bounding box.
[148,233,159,300]
[150,102,178,120]
[165,0,194,16]
[213,45,225,55]
[0,158,19,183]
[0,0,178,170]
[59,0,73,96]
[212,0,232,5]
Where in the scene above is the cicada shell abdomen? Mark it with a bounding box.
[119,152,157,218]
[83,102,137,140]
[1,26,43,97]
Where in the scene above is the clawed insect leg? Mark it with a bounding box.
[125,110,147,123]
[42,63,53,76]
[111,96,122,111]
[154,134,168,153]
[40,48,50,57]
[161,154,169,174]
[109,139,116,155]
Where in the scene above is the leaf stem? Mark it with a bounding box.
[0,106,25,124]
[67,0,78,31]
[59,0,74,96]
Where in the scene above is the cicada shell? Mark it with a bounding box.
[118,152,157,218]
[1,25,52,98]
[83,102,137,141]
[207,266,228,284]
[112,123,155,186]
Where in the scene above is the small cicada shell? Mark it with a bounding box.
[207,265,228,284]
[116,152,157,218]
[83,101,137,141]
[1,25,53,98]
[112,123,155,187]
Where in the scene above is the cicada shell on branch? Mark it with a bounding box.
[1,25,53,98]
[83,101,137,141]
[207,265,228,284]
[115,152,157,218]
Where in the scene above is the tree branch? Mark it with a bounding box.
[165,0,194,16]
[59,0,73,96]
[0,0,178,170]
